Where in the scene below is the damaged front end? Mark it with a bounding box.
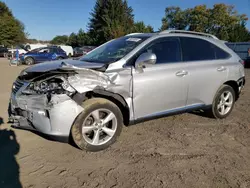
[8,63,113,141]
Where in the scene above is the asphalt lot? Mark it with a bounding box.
[0,58,250,188]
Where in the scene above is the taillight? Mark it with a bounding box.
[239,59,245,66]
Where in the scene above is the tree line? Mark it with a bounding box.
[0,2,27,46]
[1,0,250,48]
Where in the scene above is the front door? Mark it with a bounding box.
[132,37,188,119]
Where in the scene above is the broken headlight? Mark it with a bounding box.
[23,78,66,94]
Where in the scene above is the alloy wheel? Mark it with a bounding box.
[82,109,117,146]
[217,91,233,116]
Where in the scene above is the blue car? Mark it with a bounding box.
[20,46,67,65]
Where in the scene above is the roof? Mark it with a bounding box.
[126,30,219,41]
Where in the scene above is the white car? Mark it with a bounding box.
[58,45,73,57]
[25,44,48,51]
[7,47,27,59]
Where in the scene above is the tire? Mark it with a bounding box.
[25,57,34,65]
[57,57,63,60]
[71,98,123,152]
[208,85,235,119]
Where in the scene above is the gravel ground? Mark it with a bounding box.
[0,58,250,188]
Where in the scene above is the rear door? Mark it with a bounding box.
[180,37,230,106]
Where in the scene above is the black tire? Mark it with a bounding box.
[57,56,63,60]
[208,85,236,119]
[71,98,123,152]
[25,57,34,65]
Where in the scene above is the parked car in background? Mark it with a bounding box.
[20,46,67,65]
[0,46,8,57]
[24,44,48,51]
[225,42,250,67]
[57,45,73,57]
[8,46,28,59]
[73,46,96,57]
[9,30,245,151]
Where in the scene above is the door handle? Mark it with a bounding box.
[217,66,227,72]
[176,70,188,77]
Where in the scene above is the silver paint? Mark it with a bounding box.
[9,31,245,139]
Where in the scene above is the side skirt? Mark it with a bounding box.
[129,104,210,125]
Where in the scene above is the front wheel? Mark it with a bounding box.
[71,98,123,152]
[209,85,235,119]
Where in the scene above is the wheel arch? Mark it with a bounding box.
[75,89,130,126]
[223,80,239,101]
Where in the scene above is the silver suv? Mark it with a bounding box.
[9,30,245,151]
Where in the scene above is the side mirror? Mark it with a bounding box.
[135,52,157,69]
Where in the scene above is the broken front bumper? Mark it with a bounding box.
[9,80,83,141]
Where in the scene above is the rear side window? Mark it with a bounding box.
[180,37,230,61]
[58,48,66,53]
[49,48,58,53]
[214,45,230,59]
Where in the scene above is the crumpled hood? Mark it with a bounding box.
[26,59,106,73]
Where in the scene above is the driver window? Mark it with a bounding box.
[128,37,182,66]
[39,48,49,53]
[146,38,181,64]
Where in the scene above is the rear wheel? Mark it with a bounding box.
[25,57,34,65]
[57,57,63,60]
[209,85,235,119]
[71,98,123,152]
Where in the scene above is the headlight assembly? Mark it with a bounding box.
[22,78,65,94]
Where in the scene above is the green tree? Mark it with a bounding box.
[67,32,78,47]
[50,35,68,45]
[228,23,250,42]
[160,4,249,42]
[77,29,92,46]
[132,21,154,33]
[160,6,189,31]
[0,2,27,46]
[88,0,134,45]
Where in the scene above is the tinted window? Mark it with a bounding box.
[214,45,230,59]
[181,37,230,61]
[146,38,181,64]
[49,48,58,53]
[57,48,65,53]
[38,48,49,53]
[181,37,215,61]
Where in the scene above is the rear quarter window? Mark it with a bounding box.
[180,37,230,61]
[214,45,230,59]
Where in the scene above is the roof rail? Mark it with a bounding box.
[126,33,143,36]
[160,30,219,40]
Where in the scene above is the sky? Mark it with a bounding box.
[2,0,250,40]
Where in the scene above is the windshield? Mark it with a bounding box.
[80,36,149,63]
